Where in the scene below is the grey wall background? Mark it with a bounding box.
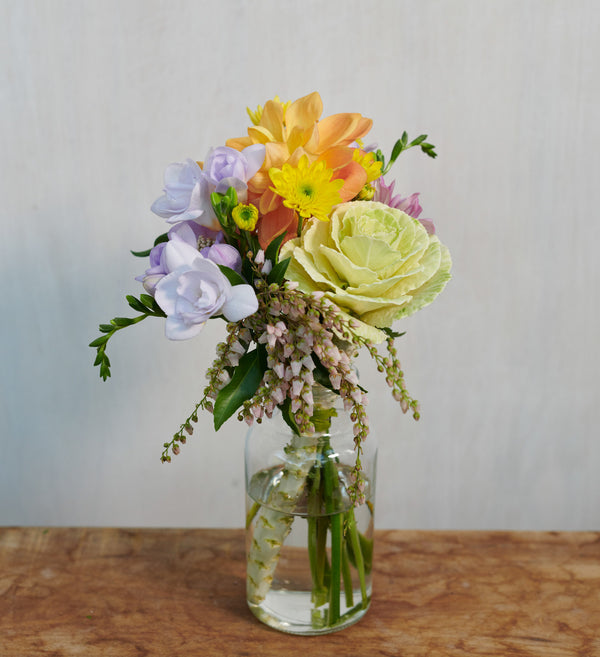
[1,0,598,529]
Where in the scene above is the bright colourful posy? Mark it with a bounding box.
[90,92,451,501]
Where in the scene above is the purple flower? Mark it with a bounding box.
[170,222,235,266]
[151,159,216,227]
[203,144,265,202]
[151,145,265,230]
[203,243,242,273]
[350,141,378,153]
[136,222,240,294]
[169,220,222,249]
[154,241,258,340]
[374,177,435,234]
[136,241,168,295]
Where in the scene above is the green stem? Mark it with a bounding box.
[323,442,342,625]
[308,516,319,597]
[337,599,370,625]
[328,513,342,623]
[307,461,328,606]
[341,541,354,608]
[345,508,368,608]
[317,516,330,590]
[245,501,260,529]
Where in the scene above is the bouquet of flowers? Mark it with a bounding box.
[90,92,451,633]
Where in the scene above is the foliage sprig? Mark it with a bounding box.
[373,131,437,176]
[89,294,166,380]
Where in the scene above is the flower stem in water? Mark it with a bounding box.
[341,541,354,608]
[322,441,342,624]
[345,507,368,608]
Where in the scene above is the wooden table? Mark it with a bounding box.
[1,528,599,656]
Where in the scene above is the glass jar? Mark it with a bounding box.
[244,385,377,635]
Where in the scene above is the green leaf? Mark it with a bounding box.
[256,342,268,370]
[139,294,166,316]
[280,399,300,435]
[217,265,247,287]
[140,293,155,308]
[389,138,404,163]
[126,295,151,314]
[247,233,260,256]
[98,324,114,333]
[130,233,168,258]
[267,256,290,284]
[149,299,167,317]
[409,134,427,146]
[241,257,254,283]
[213,349,264,431]
[224,186,238,208]
[311,356,337,392]
[211,191,224,209]
[380,327,406,340]
[421,142,437,158]
[265,232,286,263]
[89,335,109,347]
[110,317,136,327]
[130,248,152,258]
[99,357,111,380]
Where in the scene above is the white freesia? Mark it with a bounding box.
[154,241,258,340]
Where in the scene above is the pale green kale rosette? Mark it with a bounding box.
[281,201,452,343]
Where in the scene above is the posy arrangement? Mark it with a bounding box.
[91,90,451,499]
[90,92,451,631]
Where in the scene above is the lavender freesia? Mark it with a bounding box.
[137,222,232,294]
[170,220,221,247]
[151,145,265,229]
[203,144,265,201]
[154,241,258,340]
[137,241,168,295]
[151,159,216,227]
[203,243,242,273]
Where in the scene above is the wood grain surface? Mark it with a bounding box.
[1,528,599,656]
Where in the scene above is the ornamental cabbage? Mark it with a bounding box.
[281,201,452,343]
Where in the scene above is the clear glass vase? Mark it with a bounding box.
[245,385,377,635]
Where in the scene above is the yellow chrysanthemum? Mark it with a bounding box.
[269,155,344,222]
[232,203,259,231]
[352,149,382,183]
[246,95,291,127]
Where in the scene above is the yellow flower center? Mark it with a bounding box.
[300,184,315,199]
